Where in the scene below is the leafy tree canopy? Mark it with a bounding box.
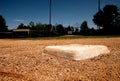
[56,24,65,35]
[80,21,89,31]
[0,15,8,32]
[80,21,90,35]
[93,5,120,30]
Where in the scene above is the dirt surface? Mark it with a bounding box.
[0,38,120,81]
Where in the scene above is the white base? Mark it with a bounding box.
[44,44,110,60]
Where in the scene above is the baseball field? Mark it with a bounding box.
[0,37,120,81]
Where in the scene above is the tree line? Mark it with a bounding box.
[93,5,120,35]
[0,4,120,38]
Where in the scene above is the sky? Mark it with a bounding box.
[0,0,120,29]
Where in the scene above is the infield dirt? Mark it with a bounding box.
[0,38,120,81]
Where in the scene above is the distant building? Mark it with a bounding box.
[13,29,31,37]
[67,31,73,35]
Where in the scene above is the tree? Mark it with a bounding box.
[66,26,74,31]
[17,23,30,29]
[56,24,65,35]
[17,23,24,29]
[29,21,35,29]
[93,10,105,27]
[74,27,79,35]
[0,15,8,32]
[115,13,120,27]
[93,5,120,34]
[80,21,90,35]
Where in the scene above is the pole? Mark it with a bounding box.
[49,0,53,34]
[98,0,100,11]
[97,0,100,30]
[49,0,52,25]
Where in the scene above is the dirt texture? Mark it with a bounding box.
[0,38,120,81]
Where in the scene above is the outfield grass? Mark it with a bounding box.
[14,35,120,40]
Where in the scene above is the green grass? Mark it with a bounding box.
[14,35,120,40]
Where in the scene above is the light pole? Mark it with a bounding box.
[98,0,100,11]
[49,0,52,25]
[97,0,101,30]
[49,0,53,34]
